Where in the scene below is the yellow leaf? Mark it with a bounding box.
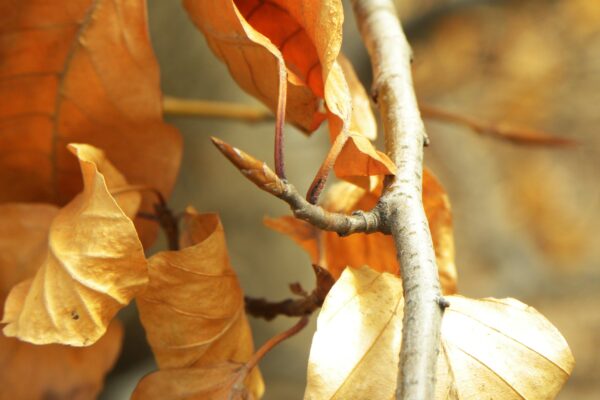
[0,203,123,399]
[2,144,148,346]
[137,208,263,398]
[0,203,58,311]
[265,169,457,294]
[338,54,377,141]
[132,362,254,400]
[304,266,574,399]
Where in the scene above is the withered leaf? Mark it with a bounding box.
[304,266,574,400]
[0,202,123,400]
[2,144,148,346]
[265,169,457,294]
[132,362,254,400]
[0,0,182,244]
[137,208,263,398]
[184,0,393,179]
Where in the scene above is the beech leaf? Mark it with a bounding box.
[1,144,148,346]
[265,169,458,294]
[0,0,182,244]
[184,0,394,178]
[304,266,575,400]
[136,208,263,398]
[0,203,123,399]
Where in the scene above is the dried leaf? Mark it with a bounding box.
[211,137,285,197]
[2,144,148,346]
[0,322,123,400]
[137,208,263,398]
[132,362,254,400]
[338,54,377,141]
[304,266,574,400]
[0,202,123,399]
[265,169,457,294]
[0,0,182,244]
[0,203,58,311]
[184,0,393,178]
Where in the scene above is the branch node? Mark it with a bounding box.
[437,296,450,310]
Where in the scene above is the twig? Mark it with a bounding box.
[351,1,443,399]
[245,265,335,321]
[162,96,272,121]
[231,316,310,398]
[211,137,382,236]
[420,103,574,146]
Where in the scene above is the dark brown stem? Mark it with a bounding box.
[351,1,443,399]
[114,185,180,251]
[245,265,334,321]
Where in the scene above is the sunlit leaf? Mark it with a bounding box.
[304,266,574,399]
[2,144,148,346]
[0,0,182,245]
[265,169,457,294]
[137,208,263,397]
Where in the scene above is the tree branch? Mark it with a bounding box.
[351,1,444,398]
[211,136,381,236]
[162,96,272,121]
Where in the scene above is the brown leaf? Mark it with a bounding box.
[0,322,123,400]
[184,0,393,179]
[137,208,263,397]
[0,0,182,245]
[132,362,254,400]
[304,266,574,399]
[265,169,457,294]
[2,144,148,346]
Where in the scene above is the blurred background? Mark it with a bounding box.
[101,0,600,398]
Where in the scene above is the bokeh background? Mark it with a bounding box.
[101,0,600,398]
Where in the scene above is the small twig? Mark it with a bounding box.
[245,265,334,321]
[230,316,310,399]
[112,185,180,251]
[211,137,382,236]
[420,103,574,146]
[162,96,272,121]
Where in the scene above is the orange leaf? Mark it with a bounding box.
[137,208,263,397]
[265,169,457,294]
[2,144,148,346]
[0,203,123,399]
[0,1,182,245]
[185,0,392,178]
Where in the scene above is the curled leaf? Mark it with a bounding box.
[211,137,285,197]
[185,0,393,180]
[266,169,457,294]
[0,0,182,245]
[304,266,574,400]
[137,208,263,397]
[0,203,123,399]
[2,144,148,346]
